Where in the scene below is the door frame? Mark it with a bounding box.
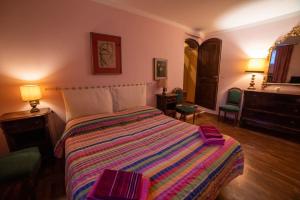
[184,38,199,103]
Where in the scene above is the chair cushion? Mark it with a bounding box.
[176,104,196,114]
[0,147,41,182]
[219,104,240,112]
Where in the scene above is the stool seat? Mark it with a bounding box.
[0,147,41,182]
[176,104,196,114]
[176,104,204,123]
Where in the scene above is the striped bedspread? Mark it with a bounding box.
[55,106,244,200]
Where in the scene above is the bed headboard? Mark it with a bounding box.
[45,82,155,122]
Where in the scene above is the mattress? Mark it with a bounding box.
[54,106,244,200]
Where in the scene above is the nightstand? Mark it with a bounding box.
[0,108,53,157]
[156,93,178,117]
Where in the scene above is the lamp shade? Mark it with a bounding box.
[245,58,266,73]
[158,79,167,88]
[20,85,42,101]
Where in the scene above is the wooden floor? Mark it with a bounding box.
[35,114,300,200]
[196,114,300,200]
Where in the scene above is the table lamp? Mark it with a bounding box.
[245,58,265,90]
[158,79,168,95]
[20,85,42,112]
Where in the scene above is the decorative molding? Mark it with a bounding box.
[265,24,300,87]
[270,25,300,48]
[92,0,300,38]
[45,82,155,91]
[206,11,300,36]
[91,0,198,34]
[267,24,300,60]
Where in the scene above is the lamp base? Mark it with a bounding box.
[29,100,40,113]
[248,74,256,90]
[261,75,267,90]
[162,87,167,95]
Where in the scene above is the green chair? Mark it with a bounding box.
[218,87,242,125]
[173,88,203,123]
[0,147,41,199]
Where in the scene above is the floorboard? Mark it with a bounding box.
[195,114,300,200]
[35,113,300,200]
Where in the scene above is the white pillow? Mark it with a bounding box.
[110,85,146,111]
[62,88,113,121]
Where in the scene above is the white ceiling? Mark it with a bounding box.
[93,0,300,34]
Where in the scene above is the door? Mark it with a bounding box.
[195,38,222,110]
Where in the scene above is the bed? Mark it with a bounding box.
[54,106,244,200]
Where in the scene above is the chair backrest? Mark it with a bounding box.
[226,87,242,107]
[172,88,184,104]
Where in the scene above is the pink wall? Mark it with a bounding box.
[205,14,300,114]
[0,0,185,154]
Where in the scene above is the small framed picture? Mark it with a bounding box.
[90,32,122,74]
[154,58,167,80]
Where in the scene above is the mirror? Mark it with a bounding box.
[267,25,300,84]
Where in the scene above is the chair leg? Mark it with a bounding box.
[218,110,221,121]
[233,113,236,125]
[179,113,186,121]
[224,112,227,121]
[193,112,196,124]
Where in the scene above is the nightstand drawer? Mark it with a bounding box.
[166,96,177,103]
[2,117,45,134]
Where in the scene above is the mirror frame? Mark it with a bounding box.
[266,25,300,85]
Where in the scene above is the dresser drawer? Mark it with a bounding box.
[2,117,45,134]
[244,91,300,116]
[242,91,300,134]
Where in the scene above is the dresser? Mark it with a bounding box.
[240,90,300,135]
[0,108,53,157]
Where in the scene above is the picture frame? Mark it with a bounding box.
[154,58,168,80]
[90,32,122,74]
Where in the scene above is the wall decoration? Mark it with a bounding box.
[154,58,168,80]
[90,32,122,74]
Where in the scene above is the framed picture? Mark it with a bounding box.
[154,58,168,80]
[90,32,122,74]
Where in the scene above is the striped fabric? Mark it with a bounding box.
[55,106,162,158]
[199,126,225,145]
[199,126,222,138]
[87,169,144,200]
[56,106,244,200]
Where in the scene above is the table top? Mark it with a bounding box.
[244,89,300,96]
[0,108,51,122]
[156,93,178,97]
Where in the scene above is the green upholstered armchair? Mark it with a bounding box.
[218,87,242,125]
